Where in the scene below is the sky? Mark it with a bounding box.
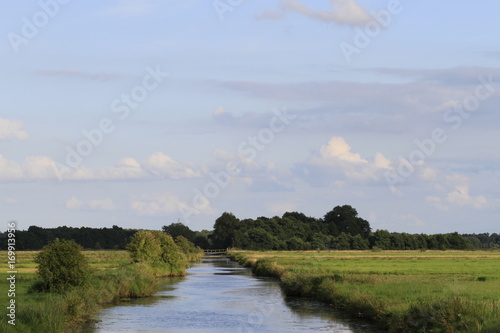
[1,0,499,234]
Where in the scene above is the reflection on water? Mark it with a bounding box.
[82,258,378,333]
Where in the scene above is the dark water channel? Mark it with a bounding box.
[85,258,379,333]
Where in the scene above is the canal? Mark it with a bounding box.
[85,257,378,332]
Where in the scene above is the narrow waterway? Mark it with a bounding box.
[85,258,378,333]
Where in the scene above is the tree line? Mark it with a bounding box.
[2,205,499,250]
[203,205,499,251]
[1,225,137,250]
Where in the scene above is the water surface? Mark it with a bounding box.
[86,258,377,333]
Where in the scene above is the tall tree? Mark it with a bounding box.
[162,222,196,242]
[323,205,371,238]
[211,212,241,249]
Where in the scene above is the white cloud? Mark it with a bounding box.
[0,155,23,180]
[213,106,227,117]
[257,0,372,27]
[319,136,367,163]
[95,158,148,180]
[300,136,393,185]
[131,192,215,217]
[427,176,489,210]
[446,185,488,209]
[66,196,84,210]
[23,156,58,179]
[0,118,28,141]
[143,152,201,179]
[374,152,392,170]
[66,197,115,211]
[419,167,439,181]
[425,196,449,211]
[0,152,202,182]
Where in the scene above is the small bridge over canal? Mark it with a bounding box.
[203,249,228,256]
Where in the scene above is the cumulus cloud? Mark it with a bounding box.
[297,136,393,185]
[0,152,202,182]
[446,185,488,209]
[0,155,23,180]
[256,0,371,27]
[419,167,439,181]
[0,118,29,141]
[66,197,115,211]
[143,152,201,179]
[23,156,59,179]
[131,192,215,216]
[54,157,149,181]
[426,173,489,210]
[319,136,367,163]
[374,152,392,170]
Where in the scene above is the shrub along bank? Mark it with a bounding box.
[0,232,203,333]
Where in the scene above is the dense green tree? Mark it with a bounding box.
[435,234,451,250]
[163,222,196,242]
[447,232,472,250]
[372,229,391,250]
[351,234,370,250]
[126,231,188,274]
[390,233,405,250]
[211,212,241,249]
[175,235,203,261]
[323,205,371,238]
[240,228,278,250]
[34,239,90,291]
[310,233,331,250]
[335,233,352,250]
[126,231,164,263]
[286,237,306,250]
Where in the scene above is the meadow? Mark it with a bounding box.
[0,250,172,332]
[230,250,500,333]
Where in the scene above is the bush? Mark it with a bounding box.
[34,239,90,291]
[126,231,189,276]
[175,235,204,261]
[126,231,163,263]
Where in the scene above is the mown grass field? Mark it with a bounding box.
[230,250,500,333]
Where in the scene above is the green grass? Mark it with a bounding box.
[230,250,500,332]
[0,250,181,332]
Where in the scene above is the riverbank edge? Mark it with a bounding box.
[1,251,205,333]
[228,251,500,333]
[65,250,206,332]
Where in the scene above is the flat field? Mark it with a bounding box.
[0,250,138,333]
[230,250,500,332]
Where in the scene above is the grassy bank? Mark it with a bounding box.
[0,249,203,332]
[229,250,500,333]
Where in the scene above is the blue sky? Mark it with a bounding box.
[1,0,499,234]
